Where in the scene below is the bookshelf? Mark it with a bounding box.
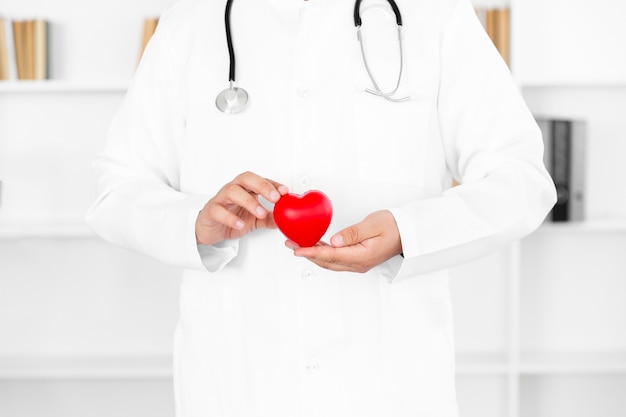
[0,355,172,380]
[511,0,626,86]
[0,2,180,417]
[0,80,128,93]
[1,0,625,417]
[451,2,626,417]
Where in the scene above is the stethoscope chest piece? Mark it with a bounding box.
[216,83,249,114]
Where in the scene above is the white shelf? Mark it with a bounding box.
[0,355,172,380]
[0,80,129,94]
[0,222,96,239]
[457,351,626,376]
[520,351,626,375]
[521,83,626,89]
[520,82,626,89]
[536,219,626,233]
[456,352,511,375]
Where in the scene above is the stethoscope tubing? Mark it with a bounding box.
[217,0,410,113]
[225,0,236,82]
[354,0,409,102]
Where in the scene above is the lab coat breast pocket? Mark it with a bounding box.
[349,0,430,188]
[353,92,430,187]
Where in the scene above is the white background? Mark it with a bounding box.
[1,0,626,416]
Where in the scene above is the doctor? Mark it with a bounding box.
[87,0,556,416]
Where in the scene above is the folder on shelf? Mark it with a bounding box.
[537,117,586,222]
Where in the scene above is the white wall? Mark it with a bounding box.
[1,1,181,416]
[2,0,626,416]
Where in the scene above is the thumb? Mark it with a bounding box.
[330,223,363,248]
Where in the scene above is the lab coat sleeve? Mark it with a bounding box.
[381,0,557,283]
[85,19,237,272]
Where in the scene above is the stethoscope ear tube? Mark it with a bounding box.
[355,0,409,102]
[353,0,403,27]
[218,0,408,113]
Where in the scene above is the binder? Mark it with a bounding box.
[537,118,586,222]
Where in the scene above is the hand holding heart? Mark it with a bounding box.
[285,209,403,274]
[273,191,401,273]
[195,172,402,273]
[195,171,289,246]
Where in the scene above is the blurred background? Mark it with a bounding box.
[1,0,625,416]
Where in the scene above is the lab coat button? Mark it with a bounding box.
[297,88,310,98]
[306,361,320,373]
[298,175,311,187]
[301,269,315,281]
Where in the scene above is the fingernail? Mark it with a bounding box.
[331,235,344,247]
[278,185,289,194]
[256,206,266,217]
[270,190,280,201]
[235,220,245,229]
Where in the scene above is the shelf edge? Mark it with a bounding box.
[0,355,172,380]
[0,222,96,239]
[0,80,129,94]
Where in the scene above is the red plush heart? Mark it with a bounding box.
[273,190,333,247]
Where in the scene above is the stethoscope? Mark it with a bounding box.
[215,0,408,114]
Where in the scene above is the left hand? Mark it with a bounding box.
[285,210,403,273]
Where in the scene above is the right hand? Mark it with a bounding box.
[195,171,289,246]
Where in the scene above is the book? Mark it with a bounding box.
[536,118,586,222]
[139,17,159,63]
[0,18,10,79]
[24,20,35,79]
[33,19,48,80]
[8,19,49,80]
[12,20,26,79]
[2,18,17,80]
[475,7,510,67]
[493,8,510,67]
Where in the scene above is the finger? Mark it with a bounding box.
[266,179,290,198]
[284,240,299,250]
[234,171,288,203]
[203,201,245,230]
[220,183,269,219]
[285,239,329,251]
[255,211,277,230]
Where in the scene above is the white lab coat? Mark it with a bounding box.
[86,0,556,416]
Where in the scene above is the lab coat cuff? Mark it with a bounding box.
[382,198,494,283]
[377,253,405,284]
[378,205,415,283]
[196,240,239,273]
[185,195,239,273]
